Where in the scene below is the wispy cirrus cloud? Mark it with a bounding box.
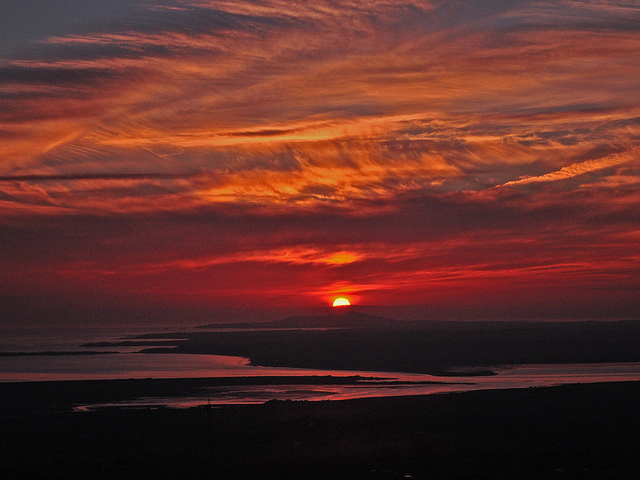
[1,0,639,317]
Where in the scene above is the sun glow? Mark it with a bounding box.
[332,297,351,307]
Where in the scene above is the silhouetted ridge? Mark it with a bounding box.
[274,311,396,328]
[198,310,397,329]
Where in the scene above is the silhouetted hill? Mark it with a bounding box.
[198,310,397,329]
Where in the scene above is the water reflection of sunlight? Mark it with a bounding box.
[74,362,640,411]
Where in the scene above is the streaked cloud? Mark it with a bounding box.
[1,0,638,318]
[500,147,639,187]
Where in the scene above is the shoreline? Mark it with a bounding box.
[0,374,454,414]
[3,366,640,413]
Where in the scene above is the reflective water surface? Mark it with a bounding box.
[3,326,640,409]
[69,361,640,410]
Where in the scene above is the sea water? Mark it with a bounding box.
[0,324,428,381]
[3,325,640,407]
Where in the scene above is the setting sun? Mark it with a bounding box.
[332,297,351,307]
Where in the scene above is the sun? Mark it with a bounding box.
[332,297,351,307]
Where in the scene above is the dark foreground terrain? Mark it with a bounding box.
[1,380,639,479]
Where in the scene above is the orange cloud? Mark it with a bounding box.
[1,0,639,318]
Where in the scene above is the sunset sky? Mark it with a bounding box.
[1,0,639,325]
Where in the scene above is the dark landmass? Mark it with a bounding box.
[136,319,640,374]
[430,368,497,377]
[80,340,185,348]
[0,351,117,357]
[197,310,397,329]
[1,380,639,479]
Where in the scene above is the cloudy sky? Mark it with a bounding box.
[1,0,639,324]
